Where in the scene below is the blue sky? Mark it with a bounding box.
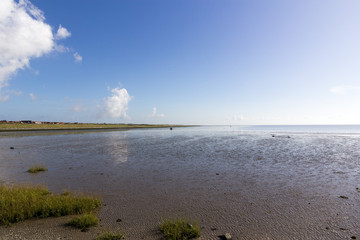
[1,0,360,125]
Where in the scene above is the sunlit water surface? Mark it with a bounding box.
[1,126,360,239]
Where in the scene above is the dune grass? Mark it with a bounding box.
[159,218,200,240]
[27,165,47,173]
[67,213,99,231]
[0,184,101,226]
[95,231,124,240]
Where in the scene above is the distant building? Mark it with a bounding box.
[20,120,32,124]
[34,121,42,124]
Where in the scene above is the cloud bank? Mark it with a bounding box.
[0,0,76,100]
[330,85,360,95]
[150,107,165,118]
[102,87,132,119]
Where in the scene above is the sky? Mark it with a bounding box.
[1,0,360,125]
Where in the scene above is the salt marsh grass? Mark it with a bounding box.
[67,213,99,231]
[159,218,200,240]
[27,165,47,173]
[0,184,101,226]
[95,231,124,240]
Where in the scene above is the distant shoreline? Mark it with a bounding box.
[0,123,192,132]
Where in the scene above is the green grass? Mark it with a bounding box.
[95,231,124,240]
[0,184,101,226]
[67,213,99,231]
[159,218,200,240]
[27,165,47,173]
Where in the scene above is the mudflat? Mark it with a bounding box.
[0,127,359,239]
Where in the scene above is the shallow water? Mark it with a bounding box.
[1,126,360,239]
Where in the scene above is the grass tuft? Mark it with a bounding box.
[27,165,47,173]
[0,184,101,226]
[67,213,99,231]
[159,218,200,240]
[95,231,124,240]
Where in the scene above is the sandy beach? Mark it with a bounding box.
[1,127,360,239]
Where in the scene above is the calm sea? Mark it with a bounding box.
[214,124,360,134]
[1,125,360,238]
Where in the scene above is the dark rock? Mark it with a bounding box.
[170,128,173,130]
[340,196,349,199]
[271,134,275,137]
[218,233,232,240]
[325,227,329,230]
[356,188,360,192]
[351,236,356,239]
[211,227,217,231]
[339,228,348,230]
[116,218,122,222]
[216,173,219,175]
[10,147,14,149]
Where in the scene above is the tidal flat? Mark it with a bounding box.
[0,126,360,239]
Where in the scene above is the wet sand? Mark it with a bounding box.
[1,128,360,239]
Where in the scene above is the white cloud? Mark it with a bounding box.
[29,92,38,101]
[102,87,132,119]
[13,90,22,96]
[230,114,244,121]
[70,104,87,113]
[0,89,23,102]
[0,95,9,102]
[0,0,77,100]
[150,107,165,118]
[54,44,69,53]
[73,52,82,63]
[0,0,53,94]
[330,85,360,95]
[55,24,71,40]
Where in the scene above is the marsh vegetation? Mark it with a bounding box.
[159,218,201,240]
[0,184,101,226]
[66,213,99,231]
[27,165,47,173]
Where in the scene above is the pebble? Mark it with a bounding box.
[351,236,356,239]
[10,147,14,149]
[340,196,349,199]
[116,218,122,222]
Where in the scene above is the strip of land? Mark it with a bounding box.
[0,123,188,132]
